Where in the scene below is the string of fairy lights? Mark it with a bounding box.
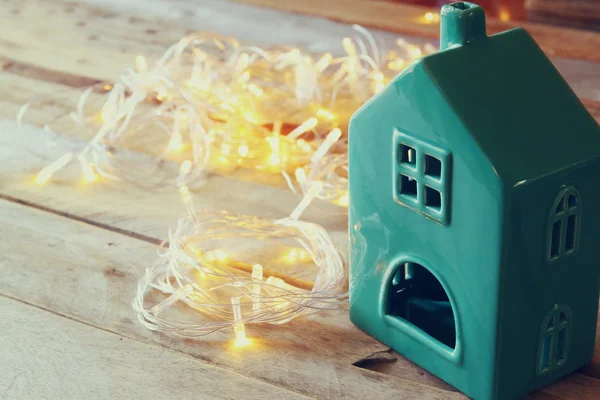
[19,24,435,346]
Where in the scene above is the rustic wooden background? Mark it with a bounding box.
[0,0,598,399]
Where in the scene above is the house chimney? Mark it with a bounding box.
[440,2,487,51]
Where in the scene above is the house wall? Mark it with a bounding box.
[496,159,600,399]
[348,61,505,400]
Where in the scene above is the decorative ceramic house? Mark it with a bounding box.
[348,2,600,399]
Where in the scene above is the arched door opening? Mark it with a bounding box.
[385,262,456,349]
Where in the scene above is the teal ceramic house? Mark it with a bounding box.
[348,2,600,399]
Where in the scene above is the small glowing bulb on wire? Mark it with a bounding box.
[312,128,342,164]
[231,297,250,347]
[288,117,318,140]
[35,152,74,185]
[135,55,148,74]
[238,145,249,157]
[100,102,117,124]
[169,133,183,151]
[81,163,97,183]
[338,193,349,207]
[315,53,333,72]
[248,84,263,97]
[150,284,193,316]
[342,37,357,58]
[179,186,196,217]
[317,108,335,121]
[290,181,323,220]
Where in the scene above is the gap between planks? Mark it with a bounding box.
[0,294,314,400]
[0,198,464,399]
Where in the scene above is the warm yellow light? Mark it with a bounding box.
[410,46,422,59]
[103,84,112,91]
[234,332,251,348]
[317,108,336,121]
[342,37,357,58]
[82,163,98,183]
[135,55,148,74]
[206,249,228,262]
[499,10,510,21]
[238,145,249,157]
[285,248,311,263]
[221,143,231,155]
[268,153,281,166]
[221,102,235,113]
[219,156,228,164]
[248,84,263,97]
[100,102,117,123]
[338,193,349,206]
[169,134,184,151]
[242,111,257,123]
[35,169,52,185]
[423,12,439,23]
[388,58,406,71]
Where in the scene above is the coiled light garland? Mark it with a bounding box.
[20,26,434,201]
[20,25,435,345]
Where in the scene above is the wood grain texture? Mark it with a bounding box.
[233,0,600,62]
[0,199,463,399]
[0,296,311,400]
[0,0,598,398]
[1,0,599,101]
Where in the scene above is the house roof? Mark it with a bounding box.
[412,4,600,186]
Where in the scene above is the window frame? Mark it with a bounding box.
[393,130,452,225]
[536,305,571,376]
[546,187,581,264]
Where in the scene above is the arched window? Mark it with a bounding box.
[547,187,581,263]
[537,306,571,375]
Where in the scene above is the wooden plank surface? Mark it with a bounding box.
[0,0,598,399]
[0,199,463,399]
[233,0,600,62]
[0,296,311,400]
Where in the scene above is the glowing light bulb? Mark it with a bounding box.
[248,84,263,97]
[268,153,281,166]
[342,38,357,58]
[221,143,231,155]
[231,297,250,347]
[35,152,74,185]
[150,284,193,316]
[317,108,335,121]
[288,117,318,140]
[81,162,97,183]
[338,193,349,207]
[238,145,249,157]
[410,46,422,59]
[206,250,228,262]
[35,169,53,185]
[135,55,148,74]
[169,133,183,151]
[315,53,333,72]
[101,102,117,124]
[103,84,112,91]
[388,58,406,71]
[423,12,439,23]
[499,10,510,21]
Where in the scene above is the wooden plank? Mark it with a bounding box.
[0,296,311,400]
[233,0,600,62]
[0,0,599,103]
[0,199,463,399]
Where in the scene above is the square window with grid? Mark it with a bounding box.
[393,130,451,225]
